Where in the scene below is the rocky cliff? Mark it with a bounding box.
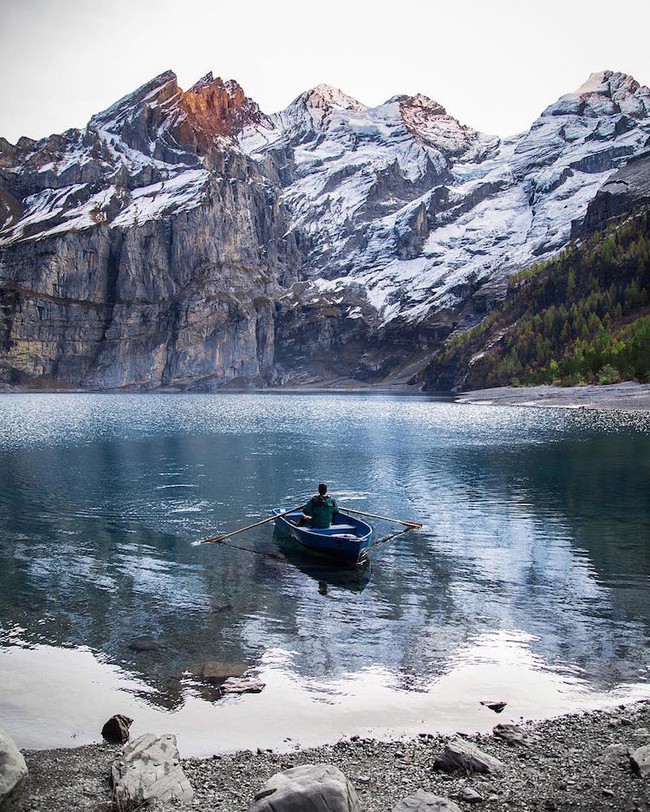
[0,73,301,389]
[1,70,649,390]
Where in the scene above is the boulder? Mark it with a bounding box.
[631,728,650,746]
[111,733,193,807]
[457,786,484,804]
[434,738,505,774]
[392,789,462,811]
[221,676,265,695]
[0,727,28,808]
[201,661,248,683]
[101,714,133,743]
[604,743,629,762]
[493,723,530,746]
[248,763,360,812]
[630,744,650,777]
[480,700,507,714]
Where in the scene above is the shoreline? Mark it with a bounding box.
[13,700,650,811]
[1,381,649,410]
[454,381,650,411]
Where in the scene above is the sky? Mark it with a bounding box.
[1,0,649,144]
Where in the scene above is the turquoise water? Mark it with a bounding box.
[0,393,648,754]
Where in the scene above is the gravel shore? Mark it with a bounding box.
[14,700,650,811]
[454,382,650,411]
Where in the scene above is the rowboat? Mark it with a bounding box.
[272,508,373,564]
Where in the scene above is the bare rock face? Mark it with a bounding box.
[0,726,28,808]
[0,166,297,390]
[111,733,193,807]
[180,73,266,142]
[248,764,360,812]
[572,150,650,238]
[0,70,299,391]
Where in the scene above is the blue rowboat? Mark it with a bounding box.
[273,508,373,565]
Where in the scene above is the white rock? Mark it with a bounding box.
[630,744,650,777]
[0,727,28,806]
[111,733,193,807]
[248,763,360,812]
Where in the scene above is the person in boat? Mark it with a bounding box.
[300,483,338,528]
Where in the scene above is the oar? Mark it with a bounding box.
[342,506,423,529]
[199,504,304,545]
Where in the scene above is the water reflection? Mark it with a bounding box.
[0,393,648,748]
[273,529,372,593]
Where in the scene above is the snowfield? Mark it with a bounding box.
[2,69,649,327]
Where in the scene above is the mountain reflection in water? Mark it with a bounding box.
[0,392,648,751]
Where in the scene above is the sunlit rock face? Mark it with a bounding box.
[1,70,649,389]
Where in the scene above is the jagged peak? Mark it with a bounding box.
[539,70,650,122]
[181,73,263,137]
[394,93,447,117]
[188,72,217,93]
[301,84,366,112]
[187,72,247,99]
[574,70,640,98]
[91,70,180,127]
[396,93,479,153]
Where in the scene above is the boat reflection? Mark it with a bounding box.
[273,528,372,593]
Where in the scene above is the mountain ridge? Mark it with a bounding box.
[1,68,649,390]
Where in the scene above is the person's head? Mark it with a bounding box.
[318,483,328,495]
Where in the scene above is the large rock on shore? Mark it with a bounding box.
[248,763,360,812]
[630,744,650,777]
[101,714,133,744]
[0,727,28,809]
[392,789,461,811]
[111,733,193,807]
[433,738,505,774]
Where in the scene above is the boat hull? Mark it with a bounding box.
[273,509,373,564]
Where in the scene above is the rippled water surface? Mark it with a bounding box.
[0,393,648,754]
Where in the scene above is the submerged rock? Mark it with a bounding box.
[200,661,248,683]
[128,637,160,653]
[221,676,265,695]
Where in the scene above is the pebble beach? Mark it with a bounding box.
[13,700,650,811]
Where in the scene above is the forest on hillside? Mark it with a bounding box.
[426,208,650,390]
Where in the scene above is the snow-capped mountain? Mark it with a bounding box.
[1,69,649,390]
[241,71,650,325]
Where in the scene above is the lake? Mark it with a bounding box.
[0,392,648,756]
